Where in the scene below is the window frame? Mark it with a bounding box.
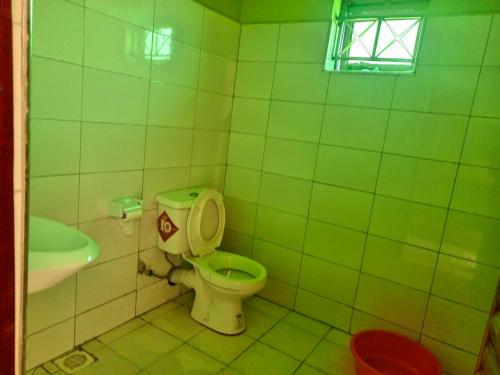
[325,5,426,74]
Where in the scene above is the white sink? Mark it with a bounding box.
[28,216,100,294]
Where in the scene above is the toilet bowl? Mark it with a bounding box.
[156,188,267,335]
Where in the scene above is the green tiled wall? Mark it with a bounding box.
[222,9,500,375]
[195,0,241,22]
[27,0,239,369]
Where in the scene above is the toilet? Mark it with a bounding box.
[156,187,267,335]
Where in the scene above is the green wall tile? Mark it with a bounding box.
[462,117,500,168]
[350,311,419,341]
[369,196,447,250]
[300,256,359,306]
[195,0,241,22]
[268,101,323,143]
[254,206,306,251]
[240,0,333,24]
[142,167,190,210]
[419,15,491,66]
[484,14,500,66]
[376,154,457,207]
[235,62,275,99]
[227,133,265,170]
[30,175,79,225]
[31,0,84,64]
[363,236,437,292]
[451,165,500,218]
[198,52,237,95]
[384,111,467,162]
[253,240,301,285]
[472,67,500,118]
[239,24,279,62]
[327,73,395,109]
[272,63,329,103]
[30,57,83,121]
[259,173,312,216]
[427,0,499,16]
[277,22,329,63]
[191,130,229,166]
[221,229,254,257]
[230,98,269,136]
[304,220,365,270]
[29,119,81,177]
[262,138,318,180]
[421,337,477,375]
[148,82,196,127]
[432,254,499,311]
[202,9,240,59]
[195,92,232,131]
[78,170,143,222]
[190,165,226,191]
[295,290,352,331]
[154,0,203,47]
[80,123,145,173]
[423,296,489,354]
[356,274,428,331]
[150,37,200,88]
[224,198,257,235]
[144,127,192,168]
[392,66,480,115]
[442,210,500,268]
[258,278,297,309]
[315,146,380,192]
[82,68,149,125]
[321,106,388,151]
[309,183,373,232]
[84,11,151,78]
[224,166,261,203]
[86,0,154,29]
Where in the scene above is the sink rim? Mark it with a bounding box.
[28,215,100,293]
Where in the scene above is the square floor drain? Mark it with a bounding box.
[53,349,95,374]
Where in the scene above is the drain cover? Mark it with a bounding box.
[54,349,95,374]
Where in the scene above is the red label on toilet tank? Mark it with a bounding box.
[157,211,179,242]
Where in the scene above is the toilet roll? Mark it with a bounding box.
[119,209,142,236]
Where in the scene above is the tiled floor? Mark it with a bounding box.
[27,293,355,375]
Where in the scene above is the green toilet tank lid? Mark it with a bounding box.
[156,187,207,209]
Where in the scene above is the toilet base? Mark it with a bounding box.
[190,285,246,335]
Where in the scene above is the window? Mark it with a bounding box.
[326,1,426,73]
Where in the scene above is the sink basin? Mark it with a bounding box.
[28,216,100,294]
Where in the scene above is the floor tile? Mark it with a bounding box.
[295,364,328,375]
[305,339,355,375]
[151,306,205,341]
[244,297,289,319]
[325,328,351,348]
[243,306,279,339]
[76,346,141,375]
[98,318,145,344]
[80,339,103,353]
[188,329,255,364]
[219,368,243,375]
[140,301,181,322]
[41,361,59,374]
[175,291,195,306]
[282,312,330,337]
[147,344,225,375]
[260,322,322,360]
[231,342,300,375]
[109,324,182,368]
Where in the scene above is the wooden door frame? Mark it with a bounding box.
[0,1,16,374]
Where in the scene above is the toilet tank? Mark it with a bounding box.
[155,188,205,254]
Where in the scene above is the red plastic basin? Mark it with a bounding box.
[350,330,442,375]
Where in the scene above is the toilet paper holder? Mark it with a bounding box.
[108,197,143,236]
